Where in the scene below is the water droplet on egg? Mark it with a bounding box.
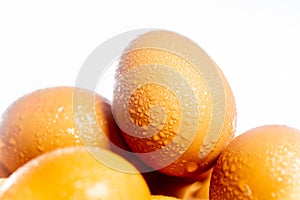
[185,161,198,173]
[8,137,17,145]
[37,145,44,152]
[153,134,160,141]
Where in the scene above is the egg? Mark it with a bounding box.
[113,30,236,177]
[210,125,300,199]
[0,147,151,200]
[0,86,126,174]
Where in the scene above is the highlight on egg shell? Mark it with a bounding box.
[112,29,237,177]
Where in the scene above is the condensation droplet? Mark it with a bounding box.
[237,180,247,192]
[37,145,44,152]
[19,151,25,158]
[230,164,237,172]
[0,140,4,149]
[12,147,17,153]
[9,137,17,145]
[170,152,177,158]
[58,106,64,112]
[153,134,160,141]
[163,140,169,145]
[185,162,198,173]
[67,127,75,135]
[159,131,166,138]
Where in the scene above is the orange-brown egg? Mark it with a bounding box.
[0,86,126,174]
[113,30,236,177]
[210,125,300,199]
[0,147,151,200]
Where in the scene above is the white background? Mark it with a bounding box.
[1,0,300,136]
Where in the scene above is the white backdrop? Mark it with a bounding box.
[1,0,300,135]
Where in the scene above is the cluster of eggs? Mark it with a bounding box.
[0,30,300,200]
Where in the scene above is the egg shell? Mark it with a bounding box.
[113,30,236,177]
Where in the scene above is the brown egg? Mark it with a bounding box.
[0,147,151,200]
[0,86,126,174]
[210,125,300,199]
[113,30,236,177]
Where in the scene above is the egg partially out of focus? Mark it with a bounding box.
[0,86,126,174]
[113,30,236,177]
